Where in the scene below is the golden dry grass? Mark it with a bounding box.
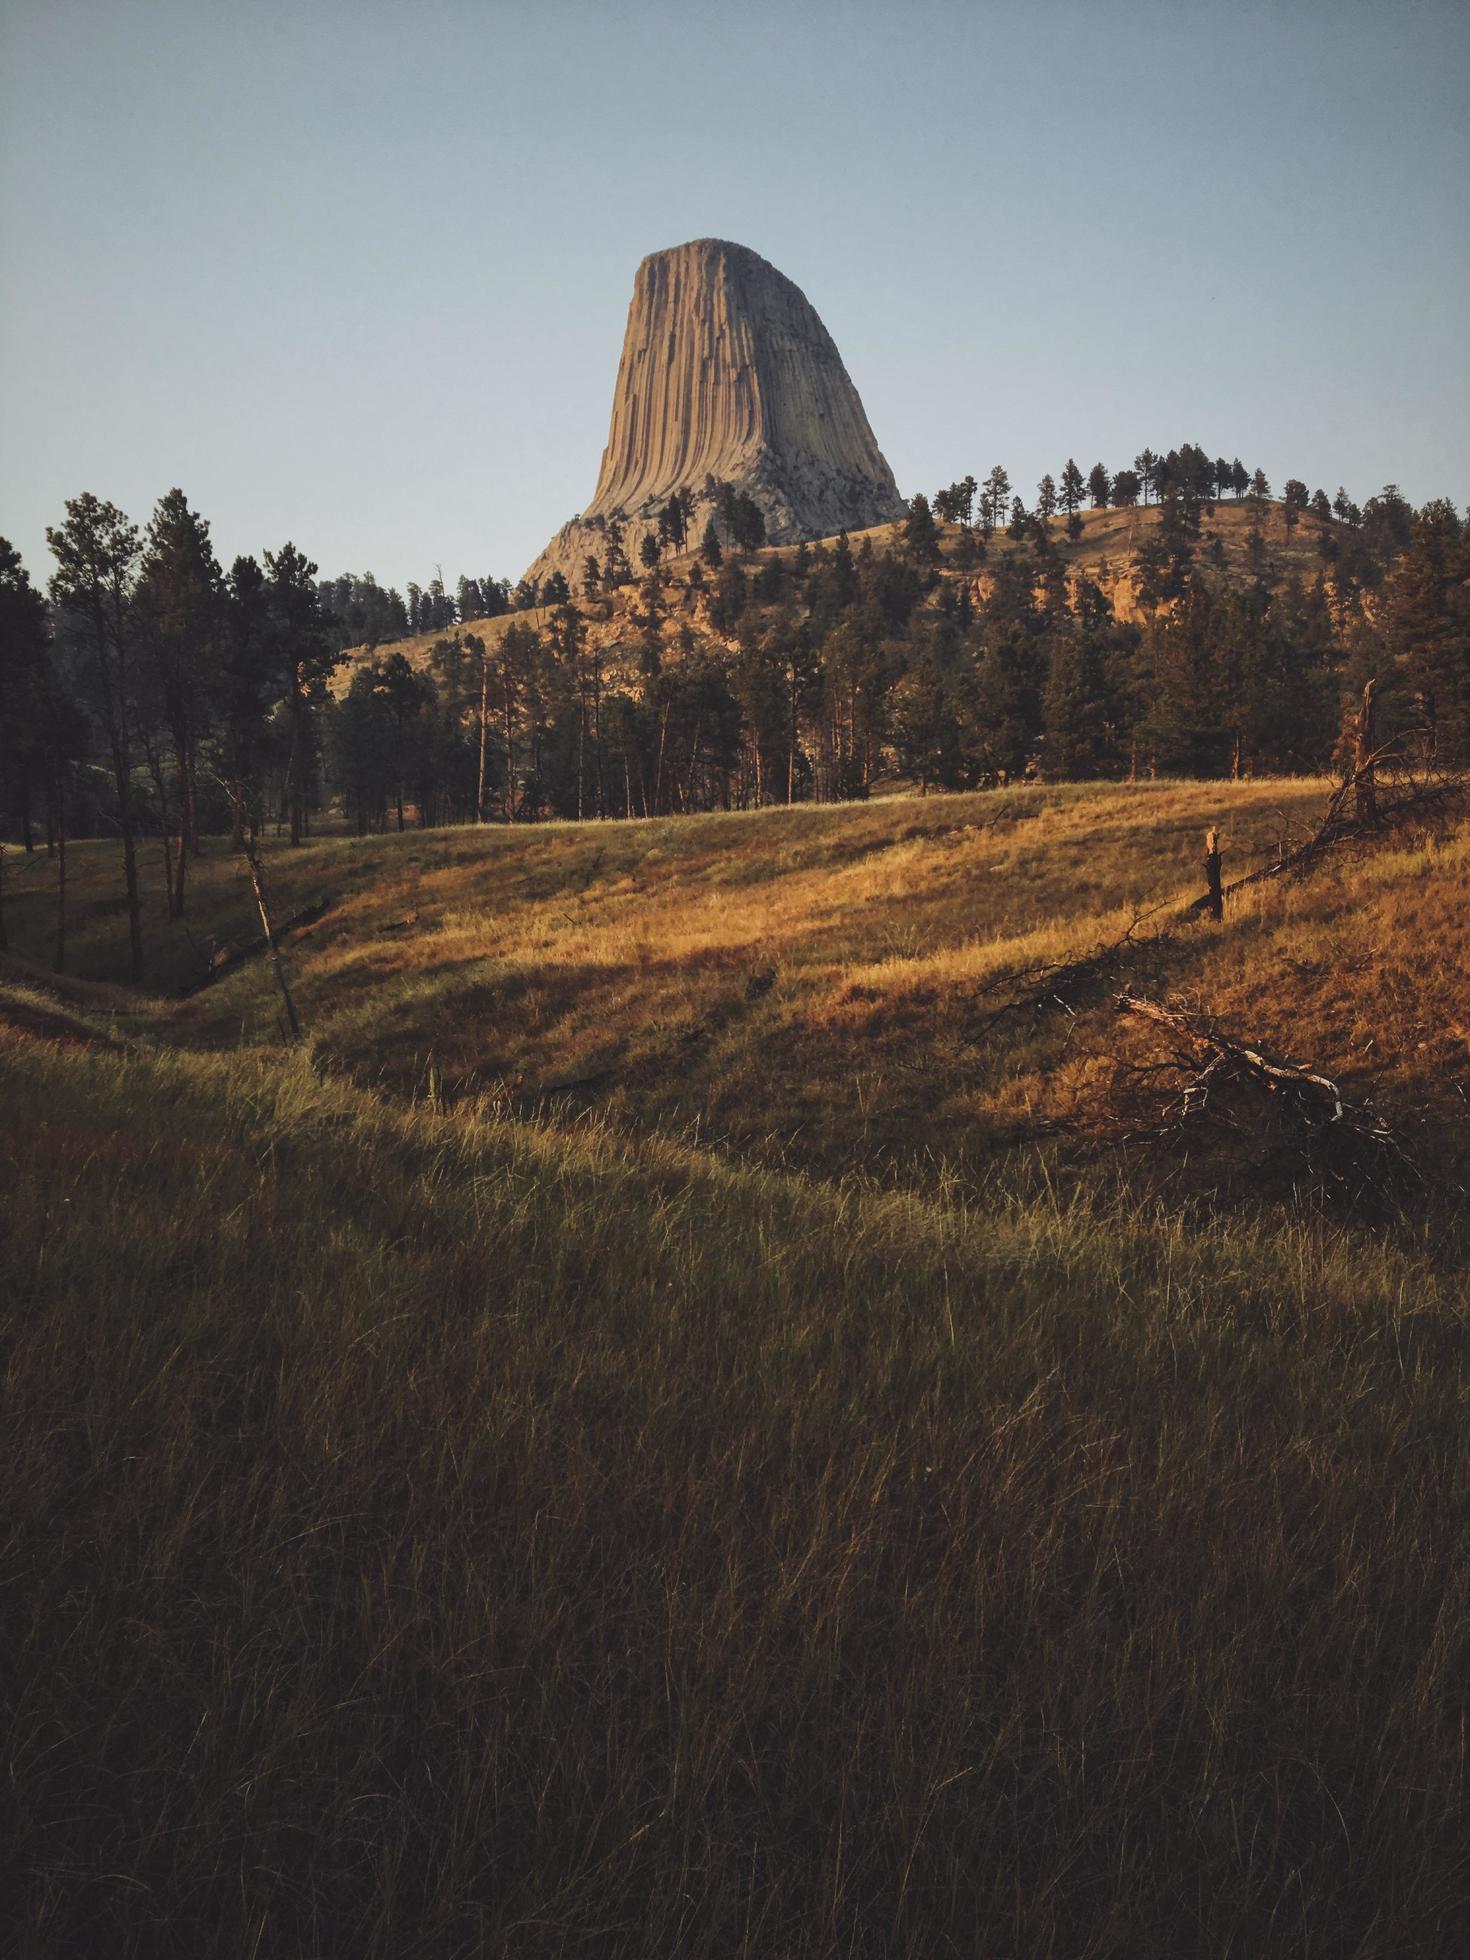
[3,781,1468,1955]
[5,777,1465,1201]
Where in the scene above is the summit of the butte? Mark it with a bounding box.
[524,238,906,587]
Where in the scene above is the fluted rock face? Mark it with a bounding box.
[524,239,905,587]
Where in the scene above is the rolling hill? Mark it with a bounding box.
[2,781,1467,1955]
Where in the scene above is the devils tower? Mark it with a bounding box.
[524,238,905,587]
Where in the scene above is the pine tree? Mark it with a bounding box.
[1059,459,1085,516]
[47,495,146,977]
[1087,463,1111,509]
[0,540,54,950]
[1043,627,1114,778]
[1036,474,1057,522]
[982,465,1010,536]
[133,488,223,912]
[1389,500,1470,763]
[903,492,941,564]
[265,542,338,846]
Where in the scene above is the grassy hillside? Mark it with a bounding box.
[3,776,1464,1195]
[3,783,1468,1955]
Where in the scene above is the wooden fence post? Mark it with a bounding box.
[1204,826,1224,921]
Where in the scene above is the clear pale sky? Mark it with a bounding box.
[3,0,1466,595]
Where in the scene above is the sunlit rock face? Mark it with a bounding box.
[524,238,905,587]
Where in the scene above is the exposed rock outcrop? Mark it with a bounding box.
[524,238,905,589]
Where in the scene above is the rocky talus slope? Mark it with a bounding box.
[524,238,905,587]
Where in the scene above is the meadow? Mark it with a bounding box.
[2,779,1467,1956]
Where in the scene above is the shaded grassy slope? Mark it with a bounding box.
[3,1010,1468,1956]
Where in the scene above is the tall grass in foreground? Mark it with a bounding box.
[3,1023,1466,1957]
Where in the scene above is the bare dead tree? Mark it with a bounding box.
[219,777,303,1041]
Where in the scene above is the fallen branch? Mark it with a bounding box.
[1111,992,1399,1156]
[179,896,330,998]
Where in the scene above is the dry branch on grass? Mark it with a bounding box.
[1100,992,1410,1203]
[1112,993,1395,1143]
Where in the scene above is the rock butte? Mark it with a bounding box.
[523,238,906,588]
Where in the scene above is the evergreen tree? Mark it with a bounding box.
[700,520,723,569]
[1389,499,1470,762]
[730,494,767,555]
[1087,462,1112,509]
[217,555,279,830]
[0,540,54,948]
[265,542,338,846]
[1059,459,1085,516]
[1036,474,1058,522]
[711,559,747,633]
[47,494,146,978]
[1043,626,1115,778]
[903,492,941,564]
[133,488,223,912]
[331,663,397,835]
[1136,583,1229,776]
[982,465,1011,537]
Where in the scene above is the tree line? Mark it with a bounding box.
[1,459,1465,979]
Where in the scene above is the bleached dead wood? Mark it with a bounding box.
[1112,993,1396,1149]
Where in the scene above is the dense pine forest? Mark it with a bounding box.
[2,446,1466,977]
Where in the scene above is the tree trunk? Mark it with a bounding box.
[576,687,586,822]
[174,748,190,916]
[235,792,302,1041]
[476,649,489,823]
[186,738,202,855]
[287,674,307,847]
[53,775,67,974]
[653,699,670,816]
[115,741,143,983]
